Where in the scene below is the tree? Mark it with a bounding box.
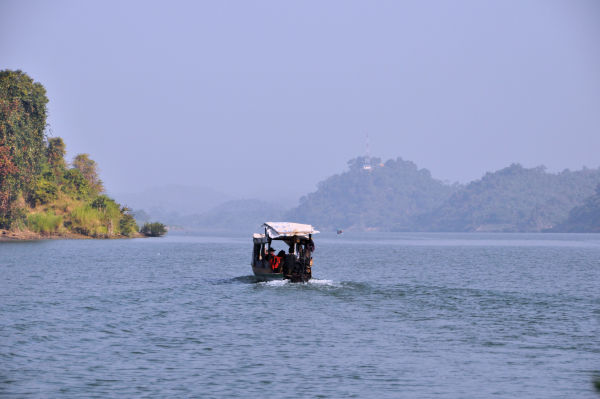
[47,137,66,172]
[72,153,104,194]
[140,222,167,237]
[0,70,49,227]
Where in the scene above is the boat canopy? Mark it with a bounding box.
[262,222,319,239]
[253,233,268,244]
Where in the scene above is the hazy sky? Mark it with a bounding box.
[1,0,599,201]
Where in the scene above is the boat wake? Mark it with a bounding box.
[259,279,290,287]
[256,278,339,287]
[308,278,336,286]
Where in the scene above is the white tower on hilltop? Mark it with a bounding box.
[363,133,372,171]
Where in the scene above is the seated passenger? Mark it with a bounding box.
[267,248,281,272]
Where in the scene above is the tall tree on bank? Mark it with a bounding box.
[72,153,104,194]
[0,70,49,226]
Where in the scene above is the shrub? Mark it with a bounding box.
[140,222,167,237]
[69,196,125,237]
[62,168,91,199]
[119,213,138,236]
[27,212,62,234]
[28,178,59,206]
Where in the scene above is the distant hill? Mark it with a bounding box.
[126,159,600,234]
[286,157,458,231]
[186,199,286,232]
[113,185,231,217]
[552,185,600,232]
[418,164,600,232]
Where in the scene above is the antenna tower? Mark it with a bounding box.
[363,133,372,171]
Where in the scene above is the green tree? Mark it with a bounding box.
[46,137,66,176]
[119,207,139,237]
[140,222,167,237]
[62,168,92,199]
[72,153,104,194]
[0,70,49,227]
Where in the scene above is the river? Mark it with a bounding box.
[1,232,599,398]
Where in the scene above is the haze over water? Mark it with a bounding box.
[2,232,599,398]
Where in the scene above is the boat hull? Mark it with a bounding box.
[252,266,284,281]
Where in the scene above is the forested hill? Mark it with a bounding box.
[286,159,600,233]
[0,70,160,238]
[417,164,600,232]
[286,157,458,231]
[552,185,600,232]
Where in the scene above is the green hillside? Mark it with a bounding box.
[287,157,458,231]
[417,164,600,232]
[0,70,155,239]
[286,158,600,233]
[552,185,600,232]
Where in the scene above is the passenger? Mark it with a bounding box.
[267,248,281,272]
[307,238,315,252]
[277,250,286,258]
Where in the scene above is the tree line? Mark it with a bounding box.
[0,70,164,237]
[287,157,600,232]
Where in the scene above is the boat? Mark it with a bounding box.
[251,222,319,282]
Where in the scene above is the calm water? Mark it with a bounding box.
[1,232,599,398]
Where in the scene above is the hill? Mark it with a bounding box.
[552,185,600,232]
[185,199,285,232]
[0,70,156,239]
[114,185,231,218]
[286,157,458,231]
[418,164,600,232]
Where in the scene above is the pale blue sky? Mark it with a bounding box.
[1,0,599,201]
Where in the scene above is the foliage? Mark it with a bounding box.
[69,195,122,237]
[287,157,458,231]
[418,164,600,232]
[552,184,600,232]
[140,222,167,237]
[0,70,49,224]
[287,158,600,232]
[0,69,163,237]
[46,137,66,177]
[28,178,59,206]
[62,168,92,199]
[26,211,62,234]
[119,211,139,236]
[72,153,103,194]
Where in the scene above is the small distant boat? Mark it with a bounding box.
[336,229,343,235]
[252,222,319,283]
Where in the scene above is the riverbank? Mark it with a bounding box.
[0,228,144,241]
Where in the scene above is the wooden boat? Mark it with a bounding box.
[251,222,319,282]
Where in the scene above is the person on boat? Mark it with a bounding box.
[277,250,286,258]
[267,248,281,272]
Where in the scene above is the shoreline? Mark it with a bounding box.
[0,229,145,242]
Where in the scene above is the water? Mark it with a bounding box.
[1,232,599,398]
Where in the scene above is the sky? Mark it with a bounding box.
[1,0,599,203]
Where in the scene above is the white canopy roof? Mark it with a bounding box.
[262,222,319,238]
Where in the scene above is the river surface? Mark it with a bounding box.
[1,232,599,398]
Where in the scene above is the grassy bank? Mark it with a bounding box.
[5,193,144,239]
